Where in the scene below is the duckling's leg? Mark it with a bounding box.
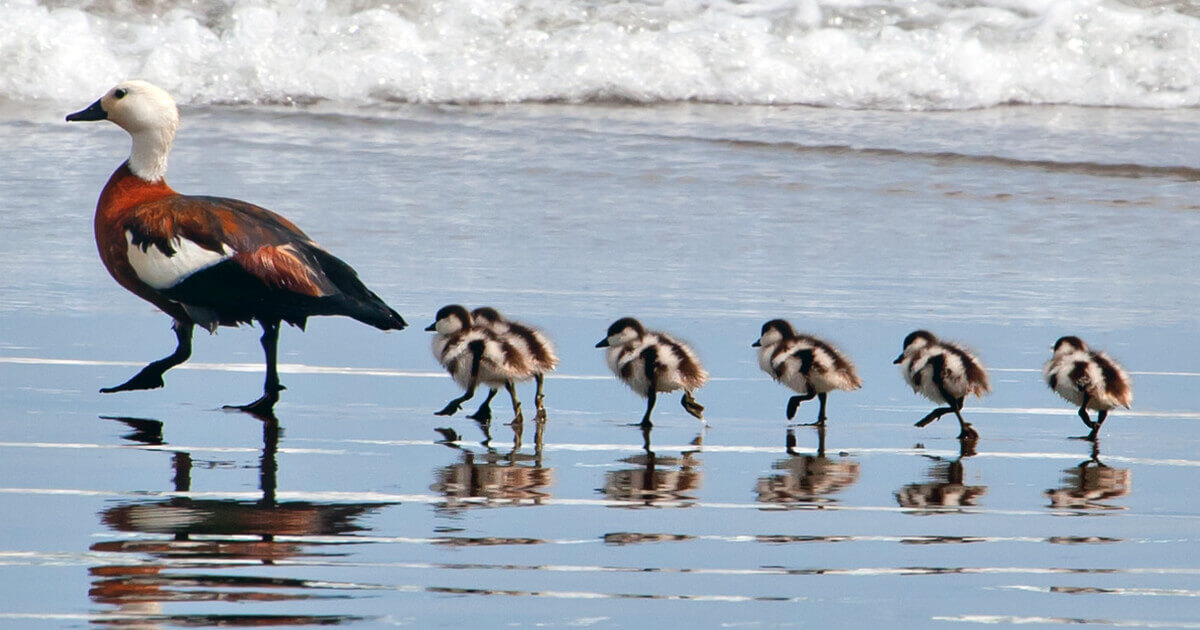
[436,387,477,416]
[1087,409,1108,441]
[681,391,705,421]
[1076,393,1097,429]
[534,373,548,423]
[786,391,816,420]
[102,319,194,393]
[225,319,285,419]
[640,347,659,428]
[816,392,829,423]
[948,397,978,440]
[641,390,657,428]
[915,407,952,427]
[436,341,484,416]
[504,380,524,424]
[467,388,498,422]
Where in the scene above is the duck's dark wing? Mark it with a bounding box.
[122,195,405,331]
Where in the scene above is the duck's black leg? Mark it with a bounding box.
[786,391,816,420]
[467,388,498,422]
[226,319,284,419]
[504,380,524,424]
[102,319,194,393]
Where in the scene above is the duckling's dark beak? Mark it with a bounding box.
[752,339,761,347]
[424,322,437,332]
[892,354,904,364]
[66,99,107,122]
[595,338,609,348]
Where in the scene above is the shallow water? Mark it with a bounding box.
[2,101,1200,627]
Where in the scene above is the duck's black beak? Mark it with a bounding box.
[892,354,904,364]
[595,338,609,348]
[424,322,437,332]
[752,339,761,347]
[66,99,107,122]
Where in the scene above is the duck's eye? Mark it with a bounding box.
[114,88,127,99]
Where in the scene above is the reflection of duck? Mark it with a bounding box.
[601,427,703,505]
[756,427,860,505]
[91,416,390,625]
[431,421,553,509]
[895,439,986,510]
[1045,440,1131,509]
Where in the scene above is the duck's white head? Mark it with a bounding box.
[425,305,472,336]
[753,319,795,348]
[596,317,645,349]
[67,80,179,182]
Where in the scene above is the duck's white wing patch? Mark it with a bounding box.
[125,231,233,290]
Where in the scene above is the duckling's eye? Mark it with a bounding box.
[114,88,127,99]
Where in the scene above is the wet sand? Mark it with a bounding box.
[1,103,1199,627]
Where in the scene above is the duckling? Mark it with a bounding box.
[595,318,708,428]
[425,305,533,423]
[1044,336,1132,440]
[753,319,862,425]
[470,307,559,422]
[894,330,990,439]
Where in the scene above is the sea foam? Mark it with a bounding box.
[5,0,1200,110]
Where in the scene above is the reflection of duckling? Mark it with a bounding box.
[431,450,554,508]
[471,307,559,422]
[894,330,990,440]
[1045,441,1131,509]
[596,318,708,427]
[427,305,534,422]
[1044,336,1133,440]
[432,418,551,509]
[895,441,986,509]
[601,429,704,505]
[753,320,861,425]
[756,428,860,504]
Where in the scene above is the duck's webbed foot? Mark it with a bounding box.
[224,386,284,421]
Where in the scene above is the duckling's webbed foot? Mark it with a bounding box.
[786,392,816,420]
[915,407,951,428]
[681,392,705,420]
[435,399,465,416]
[957,423,979,441]
[467,388,498,421]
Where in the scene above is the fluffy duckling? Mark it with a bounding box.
[894,330,990,439]
[1044,336,1132,440]
[426,305,534,423]
[596,318,708,428]
[753,319,862,425]
[470,307,559,422]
